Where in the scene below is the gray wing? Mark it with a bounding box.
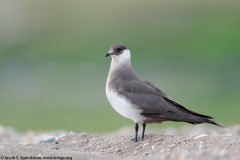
[118,79,181,114]
[117,79,215,123]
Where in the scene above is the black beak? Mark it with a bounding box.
[105,52,111,57]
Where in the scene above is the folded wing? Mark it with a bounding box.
[117,79,222,127]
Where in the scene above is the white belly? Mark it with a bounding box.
[106,86,145,123]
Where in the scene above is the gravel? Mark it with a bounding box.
[0,125,240,160]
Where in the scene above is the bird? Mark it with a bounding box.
[105,44,222,142]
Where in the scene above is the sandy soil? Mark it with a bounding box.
[0,125,240,160]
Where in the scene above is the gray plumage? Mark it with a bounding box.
[106,44,222,142]
[109,59,219,125]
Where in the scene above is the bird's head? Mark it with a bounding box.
[105,44,131,64]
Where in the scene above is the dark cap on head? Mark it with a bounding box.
[105,44,128,57]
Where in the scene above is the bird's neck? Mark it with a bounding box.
[107,58,132,85]
[110,57,131,71]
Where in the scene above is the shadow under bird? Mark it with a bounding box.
[105,44,222,142]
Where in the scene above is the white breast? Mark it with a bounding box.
[106,86,145,123]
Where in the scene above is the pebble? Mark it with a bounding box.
[194,134,208,140]
[170,144,175,148]
[39,136,56,144]
[56,133,66,141]
[199,141,204,149]
[114,148,121,153]
[142,143,149,147]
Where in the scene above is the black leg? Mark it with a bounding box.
[142,123,146,140]
[134,123,139,142]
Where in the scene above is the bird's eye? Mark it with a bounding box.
[117,48,123,52]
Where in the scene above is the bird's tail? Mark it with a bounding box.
[189,117,223,128]
[162,97,223,127]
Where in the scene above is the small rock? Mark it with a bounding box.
[39,136,56,144]
[114,148,121,153]
[199,142,204,149]
[143,143,149,147]
[194,134,207,140]
[155,138,163,142]
[55,133,66,141]
[170,144,175,148]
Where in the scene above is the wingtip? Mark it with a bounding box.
[207,119,224,128]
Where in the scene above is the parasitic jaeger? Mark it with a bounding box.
[105,44,222,142]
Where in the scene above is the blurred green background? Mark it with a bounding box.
[0,0,239,133]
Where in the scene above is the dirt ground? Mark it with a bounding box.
[0,125,240,160]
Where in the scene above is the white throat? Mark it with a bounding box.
[111,49,131,69]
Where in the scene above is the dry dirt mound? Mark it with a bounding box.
[0,125,240,160]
